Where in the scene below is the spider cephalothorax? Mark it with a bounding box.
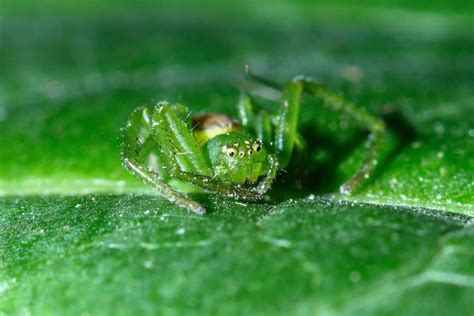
[122,69,385,214]
[204,133,268,185]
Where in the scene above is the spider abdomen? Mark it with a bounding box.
[192,114,242,146]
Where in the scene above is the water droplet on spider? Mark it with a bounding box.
[144,210,150,215]
[75,203,82,208]
[436,151,444,159]
[306,194,316,201]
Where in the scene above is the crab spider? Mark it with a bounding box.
[121,68,386,214]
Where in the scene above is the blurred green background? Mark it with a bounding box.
[1,1,473,315]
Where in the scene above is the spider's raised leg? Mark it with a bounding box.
[236,93,280,194]
[245,68,386,193]
[273,80,304,169]
[243,68,304,169]
[237,92,273,143]
[296,77,386,194]
[121,105,206,215]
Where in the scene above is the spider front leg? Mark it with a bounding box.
[240,73,304,169]
[122,105,207,215]
[239,88,307,178]
[273,81,304,169]
[173,153,278,202]
[238,92,273,142]
[253,154,279,195]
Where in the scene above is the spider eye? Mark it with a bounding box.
[238,151,245,157]
[225,147,236,157]
[252,143,262,152]
[248,150,254,156]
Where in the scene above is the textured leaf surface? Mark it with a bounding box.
[0,1,473,315]
[2,196,473,315]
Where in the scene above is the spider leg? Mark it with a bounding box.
[237,92,273,142]
[272,80,304,169]
[243,68,304,168]
[122,107,164,174]
[183,152,278,198]
[174,173,262,201]
[253,154,279,195]
[121,106,207,215]
[151,102,211,176]
[294,76,386,194]
[244,69,386,194]
[244,65,282,91]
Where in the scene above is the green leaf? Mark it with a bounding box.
[1,196,473,315]
[1,1,473,315]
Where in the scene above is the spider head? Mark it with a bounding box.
[204,132,268,185]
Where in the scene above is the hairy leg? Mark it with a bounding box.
[172,164,278,202]
[295,76,386,194]
[122,106,206,215]
[175,173,263,201]
[244,68,386,193]
[237,93,273,142]
[273,81,303,168]
[151,102,211,176]
[243,67,304,168]
[253,154,279,194]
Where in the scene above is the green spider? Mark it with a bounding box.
[121,68,386,214]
